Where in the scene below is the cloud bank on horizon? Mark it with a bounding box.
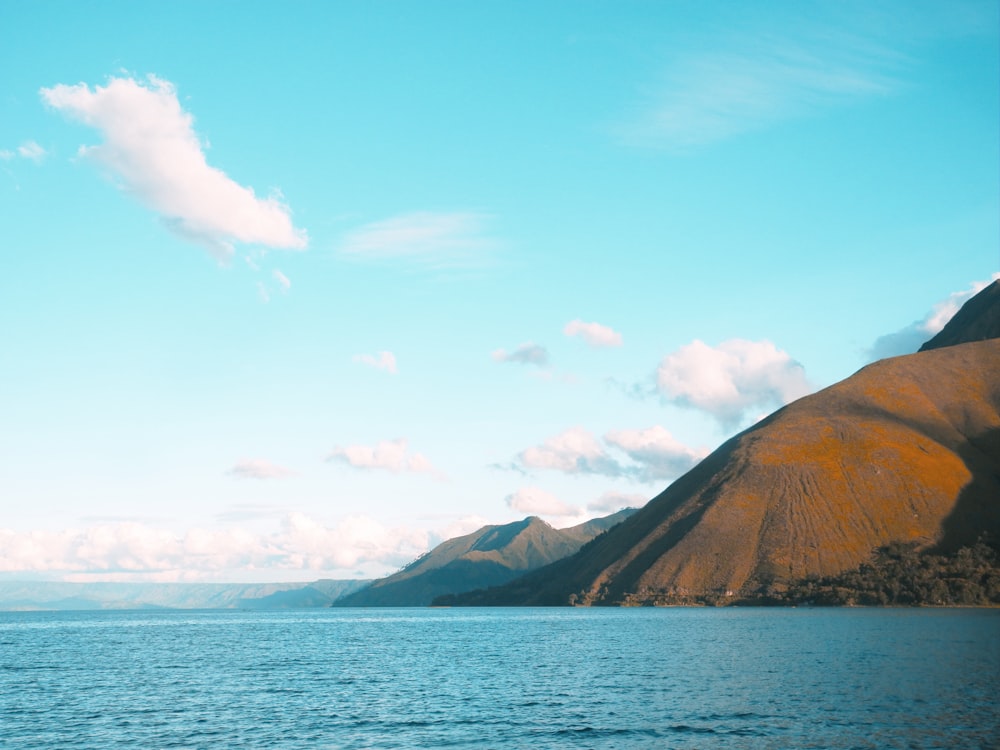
[0,513,428,582]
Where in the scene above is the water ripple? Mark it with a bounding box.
[1,608,998,749]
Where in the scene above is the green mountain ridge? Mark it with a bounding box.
[334,509,636,607]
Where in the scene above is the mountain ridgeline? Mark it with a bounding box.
[334,510,636,607]
[439,281,1000,607]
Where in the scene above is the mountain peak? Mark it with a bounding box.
[920,279,1000,351]
[333,510,635,606]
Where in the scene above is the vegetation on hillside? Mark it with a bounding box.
[609,539,1000,607]
[758,539,1000,606]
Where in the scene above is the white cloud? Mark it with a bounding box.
[272,269,291,292]
[505,487,578,518]
[587,490,648,514]
[0,514,429,581]
[518,426,619,476]
[257,282,270,303]
[603,425,706,481]
[656,339,812,429]
[228,459,294,480]
[492,343,549,367]
[40,75,307,260]
[868,274,1000,360]
[564,319,623,348]
[327,438,443,479]
[516,425,704,483]
[338,211,496,269]
[1,141,47,163]
[17,140,47,162]
[352,351,398,374]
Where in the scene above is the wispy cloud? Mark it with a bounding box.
[1,140,47,163]
[40,75,307,260]
[620,24,902,150]
[352,351,398,374]
[228,459,295,480]
[515,425,705,483]
[327,438,444,479]
[338,211,496,270]
[867,274,1000,360]
[272,269,291,292]
[0,513,430,581]
[656,339,812,430]
[492,343,549,367]
[564,319,623,348]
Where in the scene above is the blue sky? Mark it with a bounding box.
[1,1,997,582]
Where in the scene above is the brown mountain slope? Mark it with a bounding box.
[446,339,1000,606]
[334,509,634,606]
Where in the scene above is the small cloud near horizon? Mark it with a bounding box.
[867,274,1000,361]
[327,438,444,479]
[352,351,398,374]
[505,487,579,518]
[564,319,623,348]
[492,343,549,367]
[228,458,295,480]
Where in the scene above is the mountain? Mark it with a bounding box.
[441,288,1000,606]
[0,579,370,611]
[920,279,1000,351]
[333,509,636,607]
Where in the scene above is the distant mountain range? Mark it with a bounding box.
[440,281,1000,606]
[0,579,369,611]
[334,509,636,607]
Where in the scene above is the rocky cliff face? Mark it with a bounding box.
[444,283,1000,606]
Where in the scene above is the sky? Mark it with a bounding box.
[1,0,997,583]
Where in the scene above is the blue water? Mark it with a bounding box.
[1,608,997,749]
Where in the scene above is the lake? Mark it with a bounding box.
[1,607,997,749]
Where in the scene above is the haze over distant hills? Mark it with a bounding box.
[442,281,1000,606]
[0,579,369,611]
[335,509,636,606]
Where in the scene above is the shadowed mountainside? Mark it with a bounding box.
[334,509,635,607]
[920,279,1000,351]
[441,285,1000,606]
